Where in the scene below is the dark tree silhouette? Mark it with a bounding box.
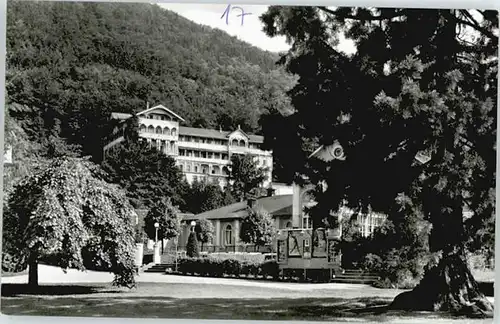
[260,7,497,316]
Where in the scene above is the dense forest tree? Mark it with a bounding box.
[3,157,137,288]
[143,198,181,251]
[182,179,236,214]
[6,1,295,162]
[101,138,188,209]
[227,154,269,201]
[260,7,497,315]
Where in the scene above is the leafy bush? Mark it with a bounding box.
[355,210,433,289]
[261,260,280,279]
[208,252,265,264]
[467,251,492,271]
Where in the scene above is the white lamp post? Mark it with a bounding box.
[153,222,160,265]
[154,222,159,244]
[190,220,196,232]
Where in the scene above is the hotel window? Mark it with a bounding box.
[214,153,220,159]
[263,159,267,166]
[194,137,199,143]
[239,140,245,147]
[201,151,207,159]
[179,149,185,156]
[285,221,292,229]
[207,152,213,159]
[225,225,233,245]
[179,164,183,171]
[231,139,238,146]
[163,127,170,135]
[187,164,191,172]
[171,128,177,137]
[194,151,200,158]
[193,176,198,182]
[147,125,154,133]
[194,166,198,173]
[207,139,212,144]
[139,124,146,132]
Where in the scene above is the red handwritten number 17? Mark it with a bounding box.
[221,4,252,26]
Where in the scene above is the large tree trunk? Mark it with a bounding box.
[390,250,493,317]
[28,254,38,287]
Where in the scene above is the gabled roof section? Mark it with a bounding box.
[136,104,185,122]
[182,194,293,221]
[227,125,250,140]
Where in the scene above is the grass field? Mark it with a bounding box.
[0,265,494,322]
[0,281,492,322]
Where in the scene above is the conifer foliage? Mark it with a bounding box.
[186,232,200,258]
[260,7,497,315]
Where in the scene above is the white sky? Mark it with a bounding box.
[158,3,356,54]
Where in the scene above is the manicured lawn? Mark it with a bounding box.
[0,282,492,322]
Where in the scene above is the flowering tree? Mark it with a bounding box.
[3,157,137,288]
[195,219,215,251]
[240,208,276,250]
[144,198,181,243]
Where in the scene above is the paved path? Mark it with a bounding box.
[1,265,378,290]
[1,265,371,291]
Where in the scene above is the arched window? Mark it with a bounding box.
[139,124,146,133]
[285,221,292,229]
[155,126,162,134]
[171,128,177,137]
[239,140,245,147]
[147,125,154,133]
[231,139,238,146]
[225,225,233,245]
[163,127,170,135]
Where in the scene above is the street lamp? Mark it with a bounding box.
[154,222,159,244]
[190,220,196,232]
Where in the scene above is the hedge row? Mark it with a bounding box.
[206,252,265,264]
[177,257,279,279]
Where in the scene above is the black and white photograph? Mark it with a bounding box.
[0,1,498,323]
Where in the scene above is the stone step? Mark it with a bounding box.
[330,278,378,284]
[335,275,380,280]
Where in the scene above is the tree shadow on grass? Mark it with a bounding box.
[1,293,493,321]
[1,284,122,297]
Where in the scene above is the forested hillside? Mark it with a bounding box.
[5,1,295,161]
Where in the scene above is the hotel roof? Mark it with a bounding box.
[179,126,264,144]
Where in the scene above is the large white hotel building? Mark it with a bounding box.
[103,104,273,188]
